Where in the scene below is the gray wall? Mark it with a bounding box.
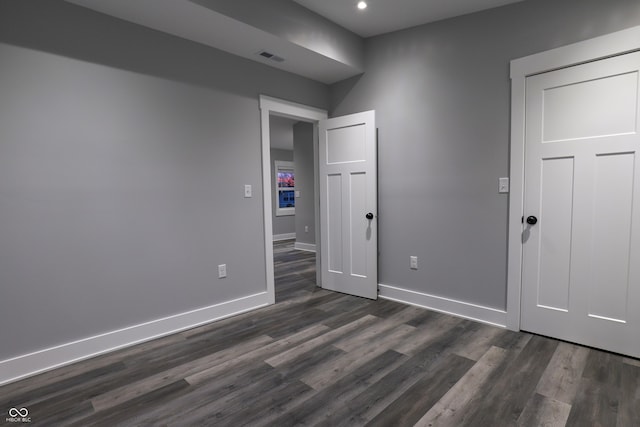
[0,0,327,361]
[293,122,316,246]
[270,149,295,237]
[330,0,640,310]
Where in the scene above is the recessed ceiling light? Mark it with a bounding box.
[357,1,367,10]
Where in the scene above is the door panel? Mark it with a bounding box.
[537,157,574,311]
[541,71,638,142]
[327,173,344,273]
[326,124,367,164]
[320,111,377,299]
[589,153,635,323]
[522,51,640,357]
[349,172,368,277]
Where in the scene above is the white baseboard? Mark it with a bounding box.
[0,292,270,386]
[378,284,507,328]
[273,233,296,242]
[294,242,316,252]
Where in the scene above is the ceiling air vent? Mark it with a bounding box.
[257,50,285,63]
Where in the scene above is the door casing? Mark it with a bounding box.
[507,25,640,331]
[260,96,327,304]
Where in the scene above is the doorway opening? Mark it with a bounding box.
[259,96,328,305]
[268,113,318,302]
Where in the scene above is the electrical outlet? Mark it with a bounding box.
[218,264,227,278]
[410,256,418,270]
[304,225,309,233]
[244,185,252,198]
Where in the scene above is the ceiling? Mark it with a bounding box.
[67,0,361,84]
[294,0,524,38]
[66,0,525,84]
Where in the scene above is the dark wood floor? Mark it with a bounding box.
[2,240,639,426]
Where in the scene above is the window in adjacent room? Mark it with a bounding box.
[275,160,295,216]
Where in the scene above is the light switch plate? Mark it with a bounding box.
[498,177,509,193]
[244,184,252,198]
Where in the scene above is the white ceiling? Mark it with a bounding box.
[66,0,360,84]
[294,0,524,37]
[67,0,525,84]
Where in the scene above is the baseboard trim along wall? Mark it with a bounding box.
[294,242,316,252]
[273,233,296,242]
[0,292,270,386]
[378,284,507,328]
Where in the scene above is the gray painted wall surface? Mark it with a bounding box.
[270,149,295,237]
[330,0,640,310]
[269,115,296,150]
[0,0,327,360]
[293,122,316,246]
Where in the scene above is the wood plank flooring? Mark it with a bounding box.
[1,239,639,426]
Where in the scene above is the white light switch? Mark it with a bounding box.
[498,177,509,193]
[244,184,252,198]
[295,190,301,198]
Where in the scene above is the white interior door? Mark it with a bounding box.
[319,111,377,299]
[521,51,640,357]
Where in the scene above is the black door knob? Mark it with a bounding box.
[526,215,538,225]
[366,212,374,220]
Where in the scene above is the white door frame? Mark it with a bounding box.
[259,95,328,304]
[507,25,640,331]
